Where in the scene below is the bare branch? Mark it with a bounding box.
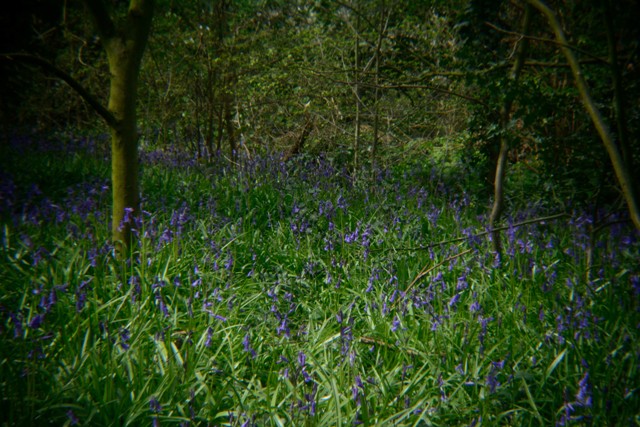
[1,53,117,128]
[485,21,609,65]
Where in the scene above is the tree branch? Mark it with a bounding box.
[368,82,494,109]
[2,53,117,128]
[374,212,569,253]
[485,21,610,65]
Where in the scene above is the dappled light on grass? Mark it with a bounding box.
[1,135,639,426]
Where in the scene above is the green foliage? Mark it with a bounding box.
[1,136,639,425]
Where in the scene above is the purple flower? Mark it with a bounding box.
[9,312,24,337]
[430,316,441,331]
[337,194,347,212]
[448,293,460,310]
[351,385,360,405]
[129,275,141,304]
[492,359,505,370]
[278,355,290,365]
[243,333,256,358]
[456,273,468,291]
[155,291,170,317]
[469,416,482,427]
[276,318,290,337]
[631,275,640,297]
[344,227,359,244]
[225,253,233,271]
[66,410,79,425]
[205,327,213,348]
[213,314,227,322]
[355,375,364,389]
[391,315,401,332]
[485,371,500,393]
[576,373,592,407]
[159,228,173,245]
[46,288,58,310]
[29,312,45,329]
[118,207,135,231]
[120,328,131,350]
[150,396,162,413]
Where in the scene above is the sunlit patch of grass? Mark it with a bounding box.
[1,135,639,426]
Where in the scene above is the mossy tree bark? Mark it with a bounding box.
[84,0,155,255]
[528,0,640,232]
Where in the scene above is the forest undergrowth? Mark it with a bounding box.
[1,135,639,426]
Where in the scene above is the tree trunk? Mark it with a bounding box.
[107,46,142,253]
[353,0,361,171]
[371,0,386,179]
[85,0,155,255]
[529,0,640,231]
[224,90,235,161]
[489,4,532,254]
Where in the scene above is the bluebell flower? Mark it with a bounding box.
[150,396,162,413]
[576,373,592,408]
[66,409,79,425]
[155,290,170,317]
[631,275,640,297]
[224,253,233,271]
[120,328,131,350]
[351,385,360,406]
[448,293,460,310]
[391,315,401,332]
[276,318,290,337]
[29,313,45,329]
[469,297,481,313]
[243,333,256,358]
[205,327,213,348]
[485,371,500,393]
[118,207,135,232]
[337,194,347,212]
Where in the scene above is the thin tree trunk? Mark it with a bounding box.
[205,69,216,159]
[85,0,155,256]
[225,89,235,161]
[371,0,386,179]
[529,0,640,231]
[216,106,224,153]
[353,1,361,171]
[489,4,532,254]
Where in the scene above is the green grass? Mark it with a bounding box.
[1,135,639,426]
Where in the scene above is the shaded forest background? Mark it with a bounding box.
[1,0,639,206]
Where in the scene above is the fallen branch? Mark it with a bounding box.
[377,212,569,253]
[401,248,474,305]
